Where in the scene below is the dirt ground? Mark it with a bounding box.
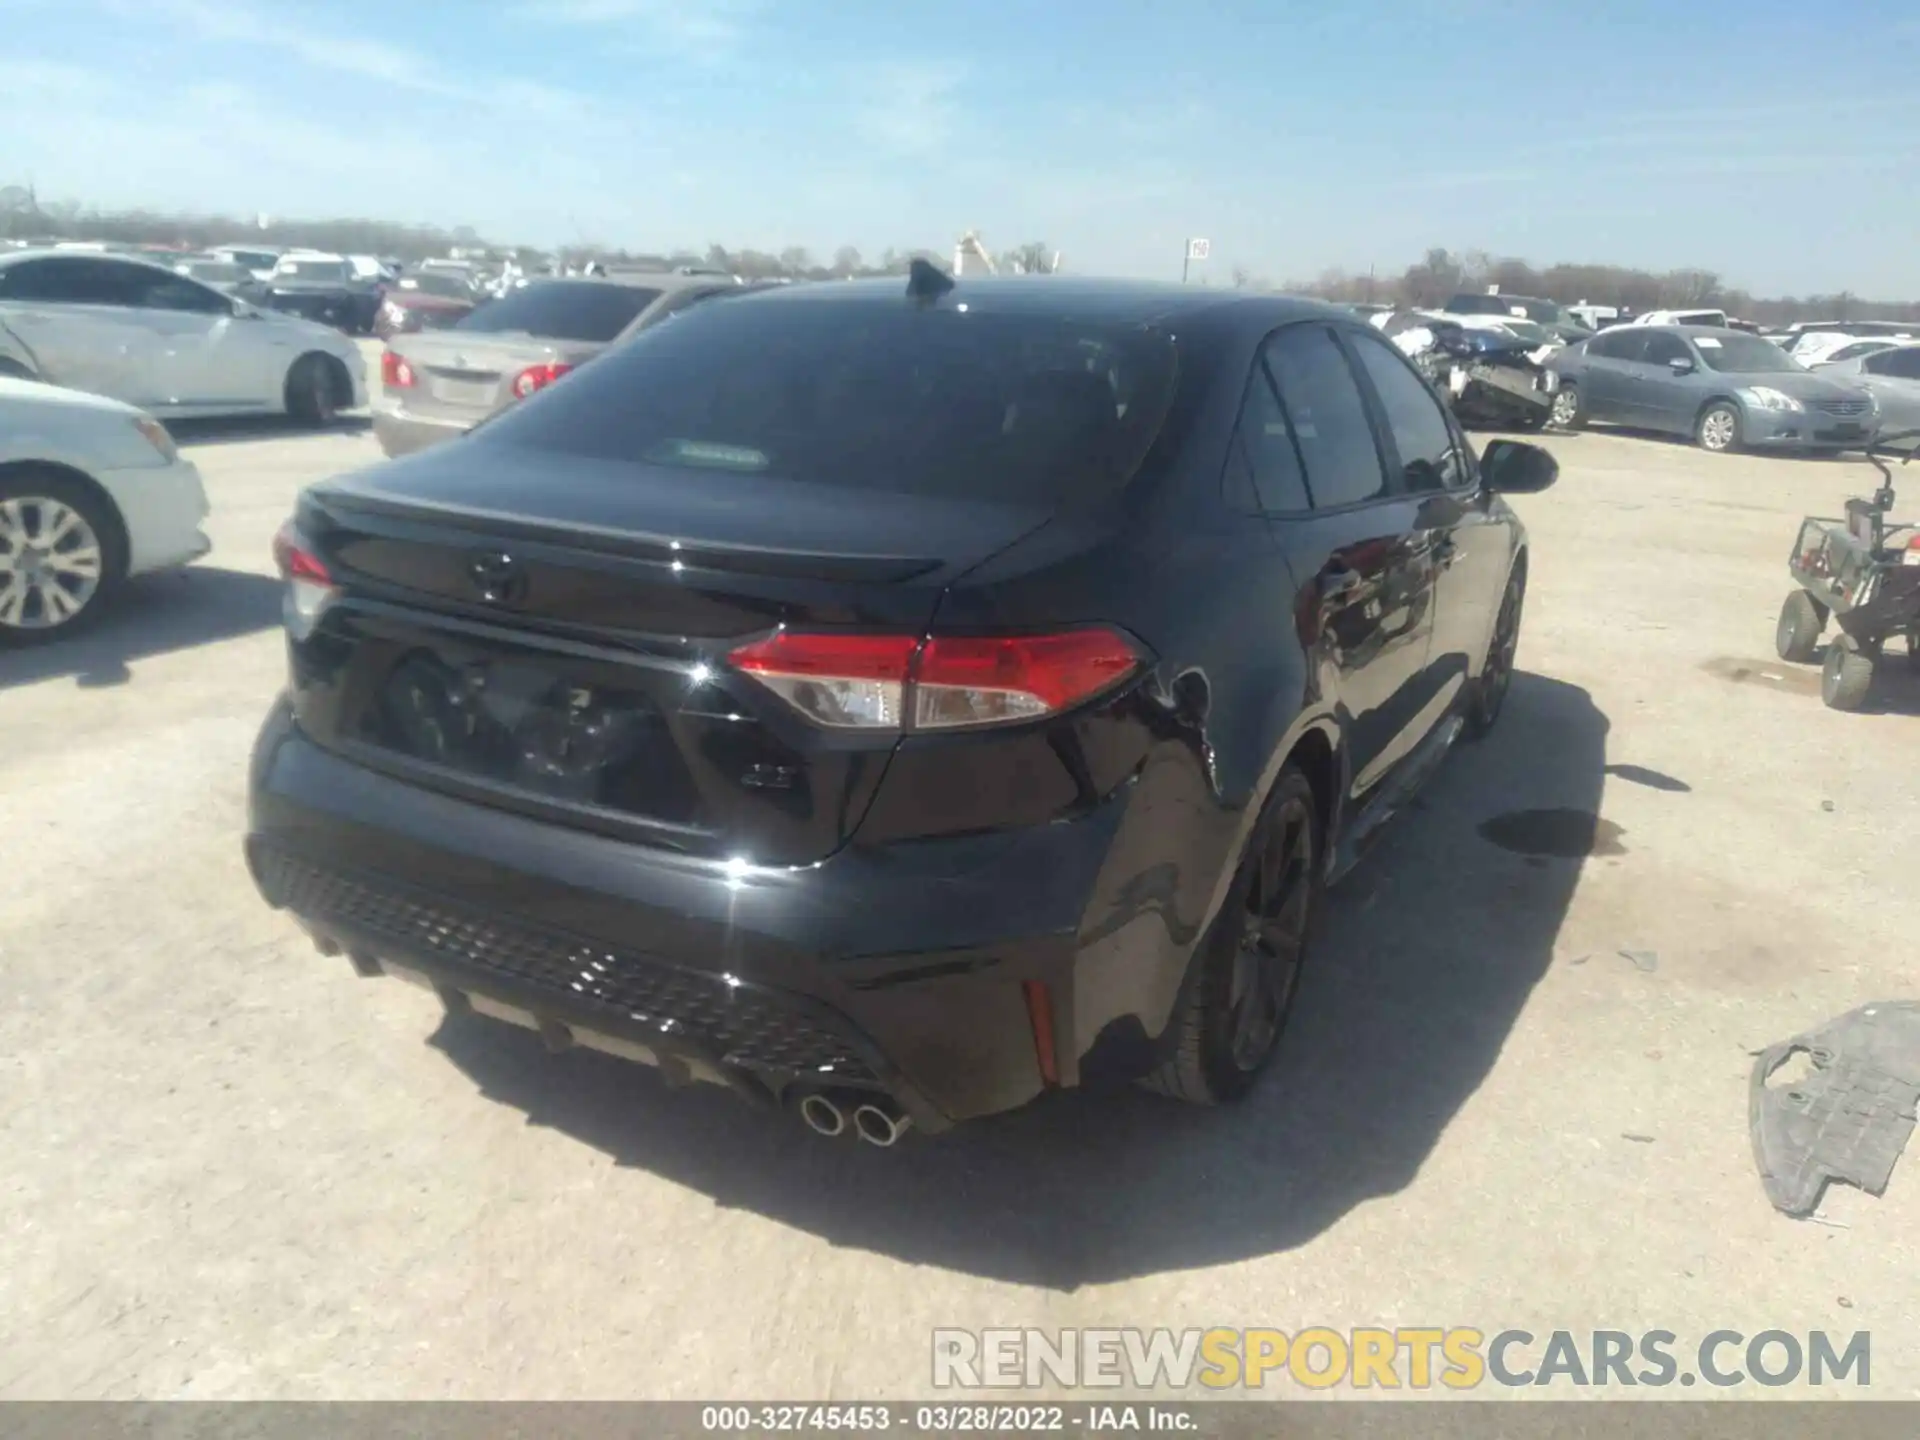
[2,395,1916,1399]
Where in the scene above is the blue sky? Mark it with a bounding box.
[3,0,1918,296]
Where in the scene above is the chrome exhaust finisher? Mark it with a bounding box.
[853,1102,911,1147]
[798,1092,847,1138]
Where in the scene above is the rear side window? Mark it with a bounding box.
[1224,357,1311,513]
[456,281,661,343]
[1589,329,1650,362]
[1261,326,1388,509]
[476,298,1180,505]
[0,257,132,305]
[1866,348,1920,380]
[1641,332,1690,366]
[1347,330,1467,492]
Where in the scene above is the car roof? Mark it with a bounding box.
[0,247,190,276]
[585,271,738,294]
[712,274,1344,329]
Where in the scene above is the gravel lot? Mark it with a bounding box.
[2,380,1917,1399]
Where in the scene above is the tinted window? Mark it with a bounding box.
[1225,356,1311,513]
[127,269,229,313]
[1827,341,1893,364]
[1446,294,1507,315]
[477,299,1181,505]
[1348,331,1466,491]
[0,257,136,305]
[1867,348,1920,380]
[1642,332,1691,366]
[400,273,472,300]
[1589,329,1650,362]
[1262,325,1388,509]
[457,280,659,342]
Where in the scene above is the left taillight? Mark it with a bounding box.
[727,627,1145,732]
[380,349,415,388]
[272,519,337,640]
[511,361,573,399]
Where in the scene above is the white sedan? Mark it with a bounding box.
[0,375,210,640]
[0,249,366,425]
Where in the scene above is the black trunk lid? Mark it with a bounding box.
[286,442,1049,864]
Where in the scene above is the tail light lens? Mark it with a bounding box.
[1905,535,1920,566]
[272,520,337,640]
[380,349,414,388]
[727,627,1144,732]
[511,362,573,399]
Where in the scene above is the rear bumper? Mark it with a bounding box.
[245,702,1153,1129]
[372,404,471,458]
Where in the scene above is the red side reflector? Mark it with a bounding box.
[1023,980,1059,1087]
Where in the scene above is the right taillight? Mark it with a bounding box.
[272,519,337,640]
[727,627,1144,732]
[1905,535,1920,566]
[380,349,415,388]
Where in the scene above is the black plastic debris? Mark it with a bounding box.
[1750,1002,1920,1218]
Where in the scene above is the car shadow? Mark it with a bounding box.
[167,415,371,448]
[0,566,282,689]
[1568,424,1867,462]
[426,671,1609,1289]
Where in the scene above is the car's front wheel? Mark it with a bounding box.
[0,472,123,643]
[1548,383,1585,430]
[1142,766,1321,1106]
[1696,401,1742,453]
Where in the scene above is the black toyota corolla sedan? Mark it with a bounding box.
[245,270,1556,1143]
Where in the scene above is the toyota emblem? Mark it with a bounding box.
[468,551,527,604]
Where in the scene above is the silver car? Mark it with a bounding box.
[1817,342,1920,449]
[1546,325,1877,453]
[0,250,366,424]
[372,273,746,457]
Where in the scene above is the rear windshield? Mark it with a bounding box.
[454,280,659,342]
[278,260,351,281]
[400,273,472,299]
[476,299,1181,504]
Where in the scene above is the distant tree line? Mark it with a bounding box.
[1251,247,1920,325]
[0,187,1061,281]
[4,189,1903,319]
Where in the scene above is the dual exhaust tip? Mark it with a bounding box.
[798,1091,910,1147]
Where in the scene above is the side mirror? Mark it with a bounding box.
[1668,356,1696,375]
[1481,439,1558,495]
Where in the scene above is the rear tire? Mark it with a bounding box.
[1775,591,1826,663]
[1463,566,1525,740]
[1548,384,1585,431]
[1696,401,1741,453]
[1141,766,1321,1106]
[285,353,343,427]
[0,471,125,643]
[1820,641,1874,711]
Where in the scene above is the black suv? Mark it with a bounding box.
[246,275,1556,1143]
